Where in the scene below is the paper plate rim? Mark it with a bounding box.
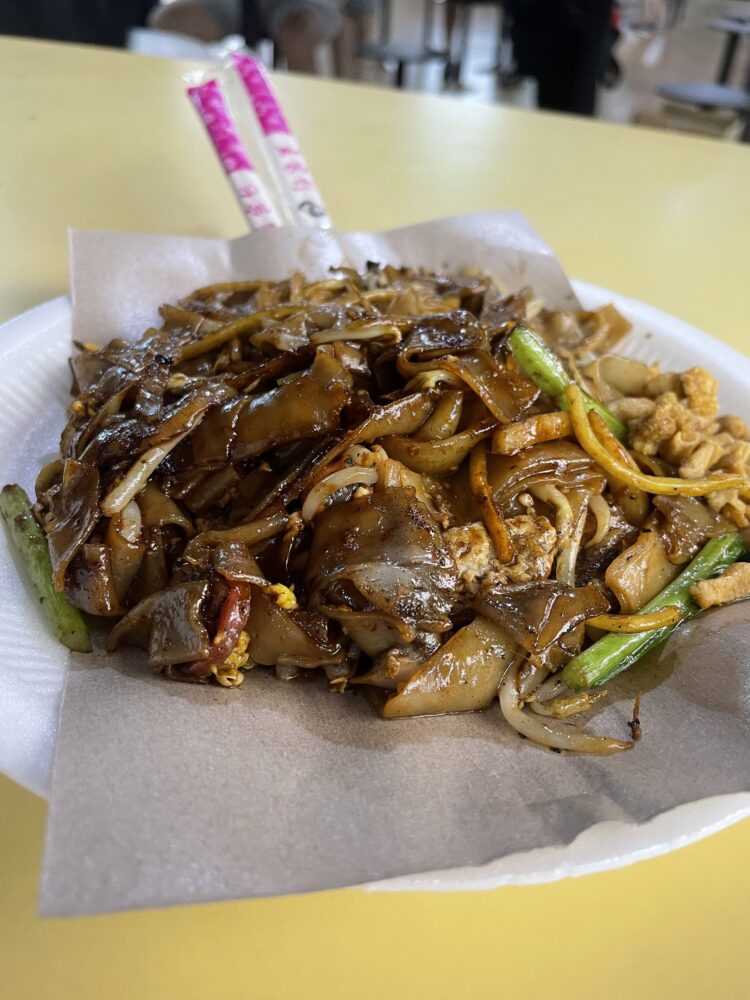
[1,285,749,891]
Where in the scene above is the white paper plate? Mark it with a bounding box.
[1,284,749,890]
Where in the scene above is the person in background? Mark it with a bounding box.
[507,0,614,116]
[150,0,374,76]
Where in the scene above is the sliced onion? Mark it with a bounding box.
[498,660,632,754]
[530,484,573,540]
[555,493,589,587]
[380,420,496,476]
[586,493,612,549]
[101,426,198,516]
[118,499,142,543]
[309,324,402,345]
[301,466,379,522]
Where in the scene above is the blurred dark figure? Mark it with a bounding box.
[0,1,153,46]
[507,0,614,115]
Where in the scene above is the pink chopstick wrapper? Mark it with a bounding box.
[188,78,281,230]
[232,53,331,229]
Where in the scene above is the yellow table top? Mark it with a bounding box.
[1,35,749,1000]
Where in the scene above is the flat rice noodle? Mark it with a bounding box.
[604,531,680,614]
[583,355,655,404]
[356,392,435,442]
[246,588,343,668]
[132,358,170,420]
[382,616,517,718]
[107,580,212,668]
[352,633,442,690]
[575,505,638,585]
[44,459,100,590]
[78,413,148,473]
[488,441,605,509]
[439,351,539,423]
[653,495,731,565]
[233,351,351,461]
[474,580,609,655]
[396,312,487,376]
[301,393,436,479]
[106,512,146,605]
[136,482,194,534]
[306,486,457,631]
[182,466,240,514]
[380,420,496,476]
[320,607,416,657]
[479,291,528,335]
[69,349,110,395]
[183,510,288,563]
[65,542,122,616]
[80,385,227,478]
[70,386,131,459]
[242,344,316,386]
[128,526,171,604]
[412,390,463,441]
[143,385,232,448]
[174,396,243,470]
[253,436,341,517]
[186,539,268,586]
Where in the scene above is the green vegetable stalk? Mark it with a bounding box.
[562,533,746,690]
[507,324,628,442]
[0,484,91,653]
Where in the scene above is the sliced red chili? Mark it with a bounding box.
[184,581,252,677]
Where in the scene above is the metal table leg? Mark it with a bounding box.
[717,31,740,85]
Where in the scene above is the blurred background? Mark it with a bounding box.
[2,1,750,140]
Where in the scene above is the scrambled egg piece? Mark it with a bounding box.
[264,583,298,610]
[443,515,558,595]
[212,631,250,687]
[443,522,494,591]
[690,563,750,610]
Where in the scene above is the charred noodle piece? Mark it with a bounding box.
[562,533,746,690]
[508,325,628,442]
[568,386,748,497]
[0,485,91,653]
[382,616,517,718]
